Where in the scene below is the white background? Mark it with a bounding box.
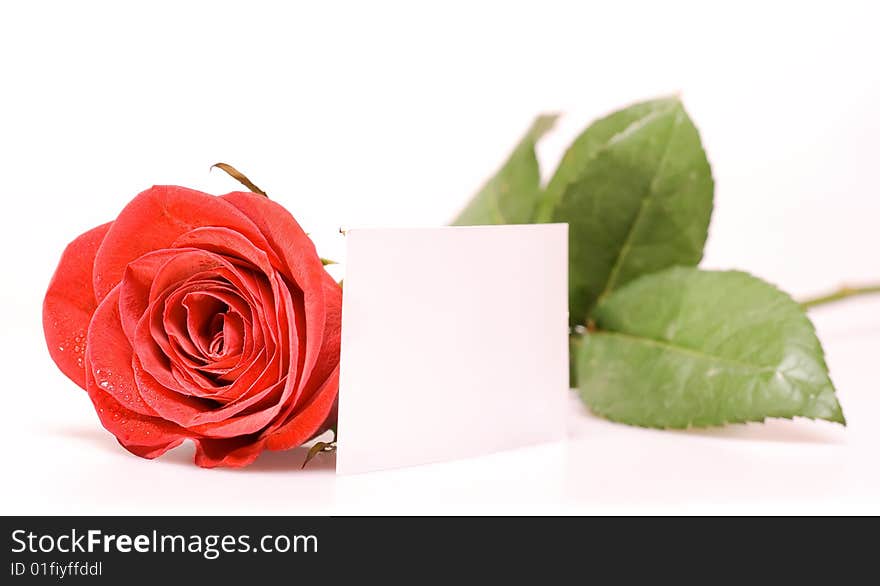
[1,1,878,514]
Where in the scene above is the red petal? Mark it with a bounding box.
[92,186,271,300]
[120,440,185,460]
[193,436,266,468]
[43,222,112,389]
[172,226,277,275]
[85,288,188,453]
[265,365,340,451]
[221,192,328,392]
[86,285,158,416]
[307,273,342,400]
[269,271,342,433]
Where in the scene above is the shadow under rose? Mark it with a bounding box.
[159,442,337,473]
[50,425,122,454]
[49,427,116,440]
[52,426,337,472]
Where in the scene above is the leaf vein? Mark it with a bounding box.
[542,101,678,219]
[595,330,778,374]
[595,107,683,307]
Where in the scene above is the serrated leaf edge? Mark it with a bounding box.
[593,106,684,307]
[538,97,680,221]
[581,268,847,428]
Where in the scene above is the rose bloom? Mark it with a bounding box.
[43,186,341,467]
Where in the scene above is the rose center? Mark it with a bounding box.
[180,291,246,366]
[207,314,226,357]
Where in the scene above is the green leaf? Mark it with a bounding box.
[577,267,845,428]
[569,334,582,388]
[452,114,558,225]
[537,97,675,220]
[547,97,714,326]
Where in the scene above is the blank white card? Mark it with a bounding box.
[336,224,569,474]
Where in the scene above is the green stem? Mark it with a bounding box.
[800,285,880,309]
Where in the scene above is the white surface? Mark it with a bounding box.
[336,225,568,474]
[0,1,878,514]
[3,302,877,515]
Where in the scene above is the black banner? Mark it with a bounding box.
[3,515,847,582]
[2,516,589,582]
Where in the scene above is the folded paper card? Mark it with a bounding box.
[336,224,569,474]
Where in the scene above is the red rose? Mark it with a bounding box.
[43,186,341,468]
